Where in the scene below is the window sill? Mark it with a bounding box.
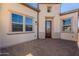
[7,31,35,35]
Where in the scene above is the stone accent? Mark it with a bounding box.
[39,32,45,39]
[52,33,61,39]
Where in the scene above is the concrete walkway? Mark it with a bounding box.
[0,39,78,56]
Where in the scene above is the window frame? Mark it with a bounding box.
[11,13,23,32]
[10,11,34,34]
[25,16,33,32]
[62,17,73,33]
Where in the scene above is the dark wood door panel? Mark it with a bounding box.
[45,20,51,38]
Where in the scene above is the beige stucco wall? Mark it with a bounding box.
[39,4,61,39]
[0,3,37,48]
[78,34,79,48]
[60,12,78,41]
[0,3,3,48]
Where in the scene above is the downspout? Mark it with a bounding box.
[37,4,39,39]
[77,12,79,48]
[60,3,61,39]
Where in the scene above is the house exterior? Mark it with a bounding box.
[60,11,78,41]
[0,3,38,48]
[38,3,61,39]
[0,3,79,48]
[60,10,79,48]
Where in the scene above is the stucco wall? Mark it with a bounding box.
[0,4,3,48]
[60,12,78,41]
[77,34,79,48]
[39,4,61,39]
[0,3,37,48]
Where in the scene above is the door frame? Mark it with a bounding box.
[45,17,54,38]
[45,20,52,38]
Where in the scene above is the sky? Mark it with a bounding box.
[28,3,79,13]
[61,3,79,13]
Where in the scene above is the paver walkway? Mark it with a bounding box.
[0,39,79,56]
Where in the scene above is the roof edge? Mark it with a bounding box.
[60,8,79,16]
[20,3,40,12]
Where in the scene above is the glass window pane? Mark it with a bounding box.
[12,23,23,32]
[63,18,71,32]
[12,13,23,32]
[63,19,71,26]
[26,25,32,31]
[25,17,33,31]
[25,17,32,25]
[12,13,23,23]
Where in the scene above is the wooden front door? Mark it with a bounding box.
[45,20,52,38]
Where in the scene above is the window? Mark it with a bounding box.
[63,18,72,32]
[11,13,33,32]
[12,13,23,32]
[25,17,33,31]
[47,6,52,13]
